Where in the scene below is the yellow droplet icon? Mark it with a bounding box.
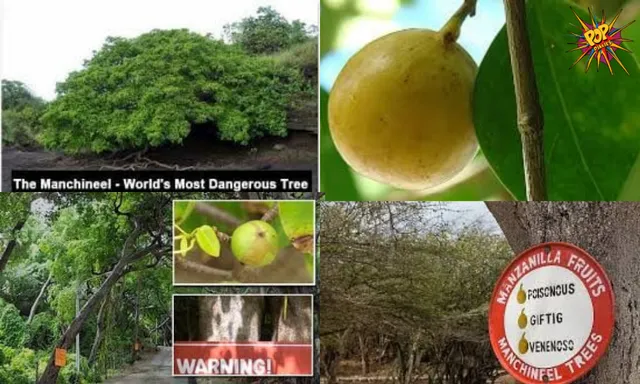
[519,333,529,354]
[518,309,528,329]
[517,284,526,304]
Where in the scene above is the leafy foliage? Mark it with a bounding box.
[39,29,305,153]
[224,6,317,54]
[1,80,46,147]
[0,299,27,348]
[474,0,640,200]
[319,202,512,382]
[174,200,314,284]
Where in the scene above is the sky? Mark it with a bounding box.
[1,0,319,100]
[320,0,505,90]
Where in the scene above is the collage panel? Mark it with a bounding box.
[2,0,318,192]
[172,293,315,378]
[319,0,640,201]
[318,201,639,384]
[172,200,315,286]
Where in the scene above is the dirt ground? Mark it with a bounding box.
[2,131,317,191]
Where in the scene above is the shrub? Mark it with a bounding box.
[25,313,60,350]
[0,298,27,348]
[1,80,46,147]
[39,29,304,154]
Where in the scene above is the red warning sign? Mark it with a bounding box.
[488,242,614,384]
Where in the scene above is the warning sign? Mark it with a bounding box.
[54,348,66,367]
[489,242,614,384]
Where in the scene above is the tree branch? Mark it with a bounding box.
[503,0,546,201]
[194,203,241,229]
[261,204,279,222]
[0,219,27,273]
[174,257,234,280]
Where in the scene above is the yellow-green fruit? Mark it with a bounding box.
[518,333,529,354]
[518,309,528,329]
[231,221,279,267]
[329,28,478,190]
[517,284,526,304]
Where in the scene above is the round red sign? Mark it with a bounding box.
[488,242,614,384]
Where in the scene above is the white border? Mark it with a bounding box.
[172,199,316,286]
[171,293,315,378]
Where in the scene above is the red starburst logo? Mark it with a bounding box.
[568,7,635,75]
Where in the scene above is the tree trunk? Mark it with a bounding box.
[358,332,370,375]
[37,238,157,384]
[27,270,53,324]
[487,202,640,384]
[0,219,26,273]
[132,274,141,361]
[88,296,109,366]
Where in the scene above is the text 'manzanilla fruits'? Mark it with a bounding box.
[231,220,279,267]
[328,2,479,190]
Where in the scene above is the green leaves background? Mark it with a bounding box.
[39,30,305,154]
[474,0,640,200]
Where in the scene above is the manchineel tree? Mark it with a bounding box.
[319,202,513,384]
[39,29,305,154]
[487,202,640,384]
[0,192,257,384]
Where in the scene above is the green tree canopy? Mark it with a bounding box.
[39,29,304,154]
[1,80,47,147]
[224,6,316,54]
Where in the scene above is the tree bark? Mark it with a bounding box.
[132,274,141,361]
[358,332,370,375]
[0,219,26,273]
[487,202,640,384]
[37,227,158,383]
[88,296,109,366]
[27,270,53,324]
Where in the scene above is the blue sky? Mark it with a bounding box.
[320,0,506,91]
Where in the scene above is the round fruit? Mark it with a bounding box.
[518,333,529,354]
[231,220,279,267]
[329,28,478,190]
[518,309,527,329]
[517,284,526,304]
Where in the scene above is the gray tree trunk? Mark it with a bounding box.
[486,202,640,384]
[88,296,109,366]
[27,270,53,324]
[38,226,156,383]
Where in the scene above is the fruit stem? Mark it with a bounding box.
[174,223,188,236]
[439,0,478,44]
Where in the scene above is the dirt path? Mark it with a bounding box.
[2,131,317,191]
[103,347,261,384]
[103,347,182,384]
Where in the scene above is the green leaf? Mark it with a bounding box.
[278,201,314,240]
[174,201,195,225]
[320,88,361,200]
[195,226,220,257]
[474,0,640,200]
